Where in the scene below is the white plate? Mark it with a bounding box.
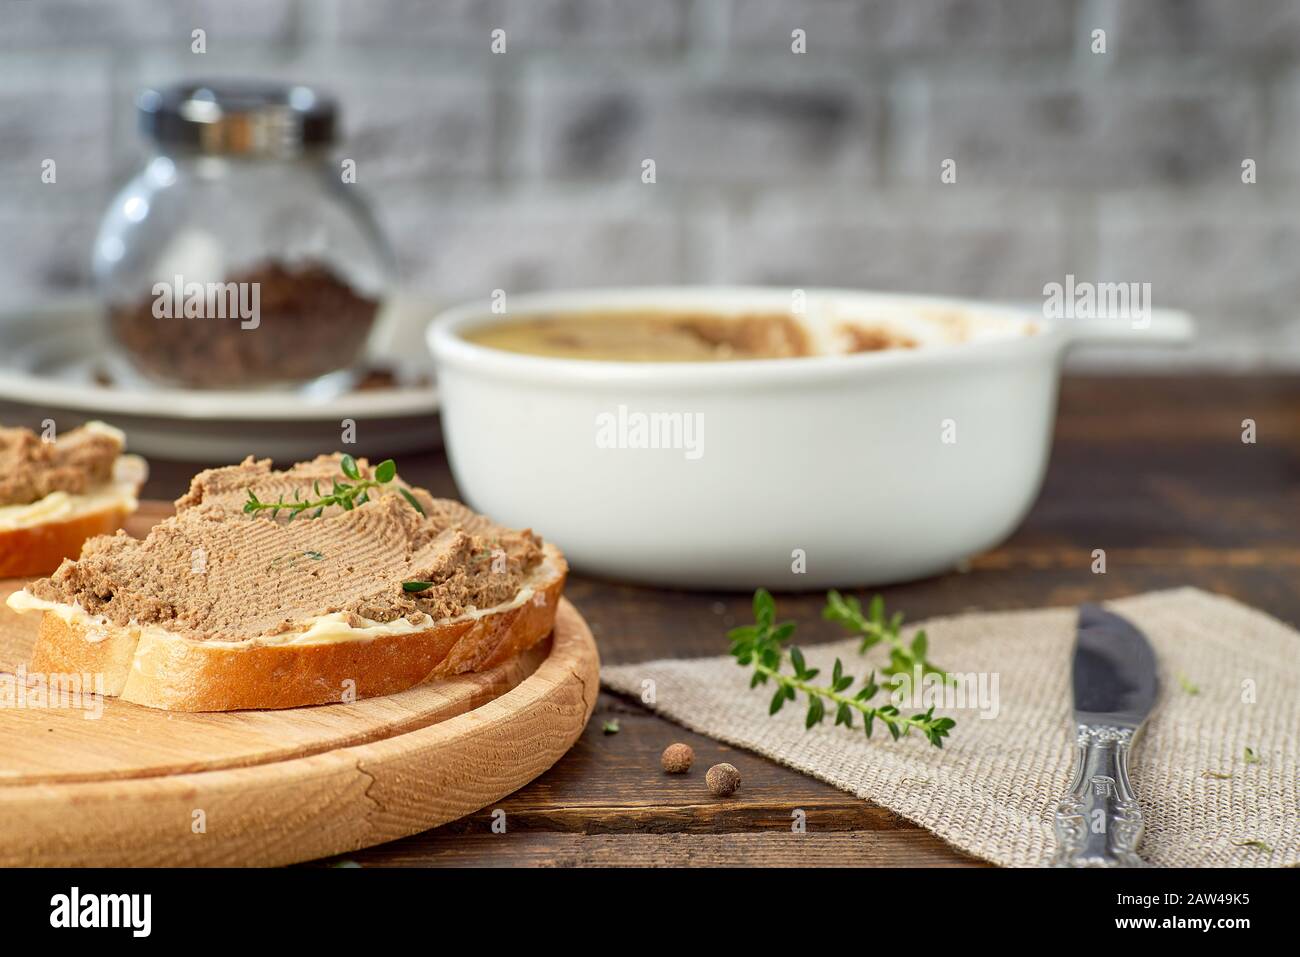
[0,296,440,462]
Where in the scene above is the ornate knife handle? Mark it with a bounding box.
[1051,724,1147,867]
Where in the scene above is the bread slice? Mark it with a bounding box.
[25,544,567,712]
[0,501,138,578]
[0,432,147,578]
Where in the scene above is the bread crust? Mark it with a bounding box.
[27,545,568,712]
[0,503,135,578]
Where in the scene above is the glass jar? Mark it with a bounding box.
[93,82,395,390]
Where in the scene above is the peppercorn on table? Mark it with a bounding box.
[131,375,1298,868]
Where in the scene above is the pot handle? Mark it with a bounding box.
[1052,308,1196,348]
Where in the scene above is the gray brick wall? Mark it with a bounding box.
[0,0,1296,369]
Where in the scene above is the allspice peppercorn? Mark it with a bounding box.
[661,742,694,774]
[706,762,741,797]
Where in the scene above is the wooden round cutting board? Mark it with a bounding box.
[0,506,599,867]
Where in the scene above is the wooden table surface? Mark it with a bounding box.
[138,375,1299,867]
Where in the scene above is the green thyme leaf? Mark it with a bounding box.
[375,459,397,483]
[402,581,435,593]
[340,454,361,480]
[805,695,825,728]
[399,487,426,516]
[835,702,852,728]
[1230,838,1272,852]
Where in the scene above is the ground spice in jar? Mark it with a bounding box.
[108,260,379,388]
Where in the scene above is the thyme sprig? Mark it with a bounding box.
[242,454,426,521]
[728,589,956,748]
[823,590,952,682]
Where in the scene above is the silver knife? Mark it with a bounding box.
[1051,603,1160,867]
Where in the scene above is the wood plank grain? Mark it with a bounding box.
[430,697,910,831]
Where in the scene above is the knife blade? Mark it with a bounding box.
[1051,604,1160,867]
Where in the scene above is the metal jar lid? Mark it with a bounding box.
[137,82,337,156]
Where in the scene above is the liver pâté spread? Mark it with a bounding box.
[0,423,122,506]
[25,455,545,644]
[461,311,920,362]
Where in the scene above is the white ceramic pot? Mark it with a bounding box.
[427,288,1193,589]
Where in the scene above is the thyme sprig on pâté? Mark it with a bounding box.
[727,589,956,748]
[242,454,426,521]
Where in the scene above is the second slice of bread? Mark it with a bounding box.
[0,502,137,578]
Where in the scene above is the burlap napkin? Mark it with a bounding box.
[601,588,1298,867]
